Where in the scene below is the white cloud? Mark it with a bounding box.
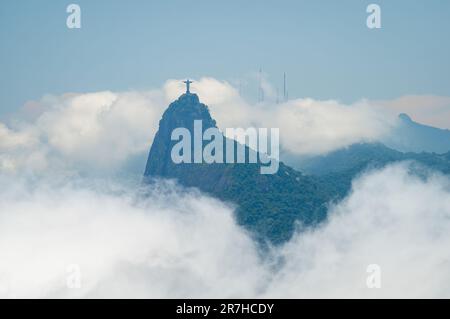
[0,177,264,298]
[1,90,167,176]
[35,91,167,167]
[266,163,450,298]
[164,77,397,156]
[0,163,450,298]
[4,78,448,176]
[271,98,395,155]
[0,123,36,149]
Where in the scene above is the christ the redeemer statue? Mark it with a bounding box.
[183,79,193,93]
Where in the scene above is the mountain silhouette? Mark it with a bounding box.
[143,93,450,244]
[143,92,333,245]
[292,142,450,199]
[382,113,450,153]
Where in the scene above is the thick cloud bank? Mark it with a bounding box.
[1,90,166,176]
[1,163,450,298]
[267,164,450,298]
[0,178,264,298]
[166,78,397,156]
[1,78,399,176]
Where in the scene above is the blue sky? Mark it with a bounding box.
[1,0,450,116]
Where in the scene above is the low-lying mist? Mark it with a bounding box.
[1,163,449,298]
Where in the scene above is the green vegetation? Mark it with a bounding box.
[144,93,450,245]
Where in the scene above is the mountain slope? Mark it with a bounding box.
[382,113,450,153]
[294,142,450,199]
[144,93,334,244]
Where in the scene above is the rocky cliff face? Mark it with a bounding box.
[144,93,216,177]
[144,92,332,244]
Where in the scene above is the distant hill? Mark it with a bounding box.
[292,142,450,199]
[293,143,403,175]
[283,112,450,199]
[296,142,450,175]
[381,113,450,154]
[143,93,334,245]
